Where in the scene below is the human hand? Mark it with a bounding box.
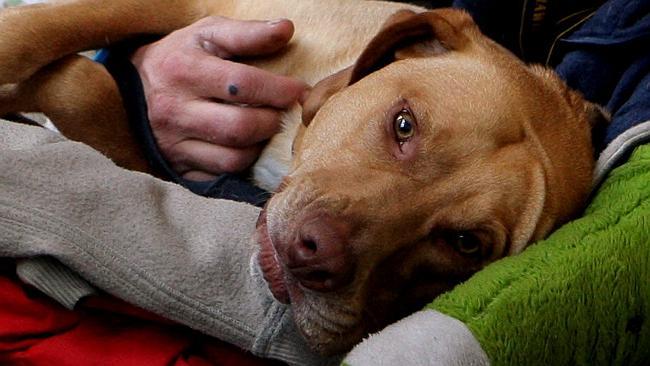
[131,16,307,181]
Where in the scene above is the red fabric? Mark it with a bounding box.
[0,263,282,366]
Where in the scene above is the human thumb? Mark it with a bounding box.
[197,16,295,58]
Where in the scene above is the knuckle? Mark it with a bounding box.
[198,15,225,27]
[165,143,191,167]
[159,52,193,84]
[155,133,180,159]
[148,93,179,129]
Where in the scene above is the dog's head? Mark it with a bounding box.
[257,8,605,354]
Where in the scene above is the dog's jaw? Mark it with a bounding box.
[291,292,366,354]
[256,206,368,355]
[256,209,290,304]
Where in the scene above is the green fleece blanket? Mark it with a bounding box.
[430,143,650,365]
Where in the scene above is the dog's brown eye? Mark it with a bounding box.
[449,232,481,256]
[394,109,415,142]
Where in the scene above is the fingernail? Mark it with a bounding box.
[267,18,286,26]
[299,87,312,105]
[200,39,219,55]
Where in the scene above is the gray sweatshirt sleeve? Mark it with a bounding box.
[0,121,336,366]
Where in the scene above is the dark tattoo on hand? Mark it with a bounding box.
[228,84,239,96]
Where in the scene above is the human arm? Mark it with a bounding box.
[0,121,335,366]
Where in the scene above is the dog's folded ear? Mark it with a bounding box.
[302,8,478,126]
[301,66,354,126]
[349,9,474,84]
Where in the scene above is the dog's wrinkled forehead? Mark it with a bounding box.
[302,9,476,126]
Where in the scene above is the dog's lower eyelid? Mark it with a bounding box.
[434,230,484,256]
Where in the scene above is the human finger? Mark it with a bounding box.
[187,58,307,108]
[182,170,217,181]
[177,100,282,147]
[167,139,263,174]
[195,16,295,58]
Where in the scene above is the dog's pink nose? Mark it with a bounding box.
[285,215,354,292]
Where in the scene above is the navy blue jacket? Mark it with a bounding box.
[554,0,650,149]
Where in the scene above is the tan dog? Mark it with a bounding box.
[0,0,603,355]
